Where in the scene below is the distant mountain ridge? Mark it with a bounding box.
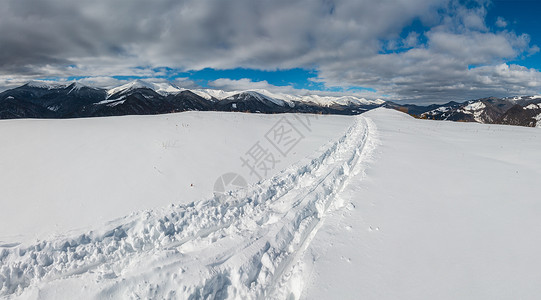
[0,80,384,119]
[384,96,541,128]
[1,80,541,128]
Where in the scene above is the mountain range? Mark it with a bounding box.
[384,96,541,128]
[0,80,383,119]
[1,80,540,128]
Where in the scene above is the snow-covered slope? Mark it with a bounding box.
[1,109,541,299]
[0,112,351,245]
[0,114,373,299]
[25,80,67,90]
[225,91,289,107]
[191,89,239,101]
[299,95,385,107]
[66,82,90,94]
[536,113,541,128]
[106,80,182,98]
[302,109,541,299]
[459,101,487,122]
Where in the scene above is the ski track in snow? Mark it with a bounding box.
[0,116,375,300]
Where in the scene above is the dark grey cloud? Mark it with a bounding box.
[0,0,539,102]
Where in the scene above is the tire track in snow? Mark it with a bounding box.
[0,116,375,299]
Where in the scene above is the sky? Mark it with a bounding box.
[0,0,540,103]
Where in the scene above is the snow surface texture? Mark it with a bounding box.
[302,109,541,299]
[0,116,375,299]
[0,112,351,244]
[2,109,541,299]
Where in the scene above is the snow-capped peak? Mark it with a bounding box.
[191,88,384,107]
[25,80,66,90]
[504,95,541,102]
[295,94,384,107]
[150,82,184,96]
[19,80,385,107]
[231,91,288,107]
[106,80,155,98]
[106,80,182,98]
[191,89,240,101]
[66,82,92,94]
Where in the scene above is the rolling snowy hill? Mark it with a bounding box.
[1,109,541,299]
[302,109,541,299]
[0,112,352,244]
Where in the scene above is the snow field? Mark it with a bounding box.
[0,112,351,244]
[4,108,538,299]
[0,116,374,299]
[302,109,541,300]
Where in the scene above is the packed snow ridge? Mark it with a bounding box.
[0,116,376,299]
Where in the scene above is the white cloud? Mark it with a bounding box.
[208,78,385,99]
[0,0,539,102]
[0,76,38,91]
[77,77,128,89]
[209,78,277,91]
[312,1,540,103]
[528,45,540,56]
[171,77,201,89]
[404,32,421,48]
[496,17,508,28]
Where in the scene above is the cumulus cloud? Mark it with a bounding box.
[314,1,541,102]
[77,77,129,89]
[171,77,200,89]
[209,78,278,91]
[208,78,384,99]
[0,0,539,102]
[496,17,508,28]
